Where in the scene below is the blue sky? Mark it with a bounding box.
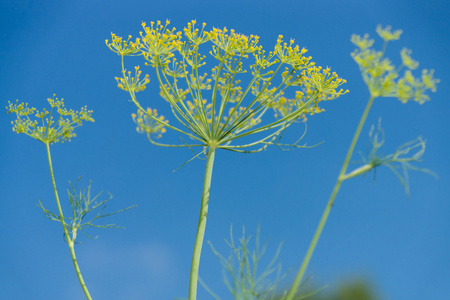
[1,0,449,299]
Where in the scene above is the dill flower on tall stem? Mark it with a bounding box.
[6,96,95,299]
[107,19,347,300]
[7,96,135,300]
[286,25,439,300]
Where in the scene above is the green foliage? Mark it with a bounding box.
[343,119,436,196]
[38,179,136,242]
[203,225,288,300]
[359,120,436,195]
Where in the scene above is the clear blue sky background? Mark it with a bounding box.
[1,1,449,299]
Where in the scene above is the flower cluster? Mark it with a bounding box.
[273,35,310,68]
[106,34,141,56]
[132,108,168,139]
[140,20,183,68]
[115,66,150,92]
[351,25,439,103]
[208,26,260,58]
[6,96,94,144]
[107,20,348,152]
[269,91,324,121]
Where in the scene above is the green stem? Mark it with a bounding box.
[188,145,216,300]
[286,95,376,300]
[45,143,92,300]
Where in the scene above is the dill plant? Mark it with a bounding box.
[3,21,439,300]
[106,20,347,300]
[285,26,439,300]
[6,96,135,300]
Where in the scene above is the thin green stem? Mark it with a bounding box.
[286,95,376,300]
[188,145,216,300]
[339,95,377,178]
[45,143,92,300]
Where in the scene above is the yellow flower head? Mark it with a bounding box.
[208,26,261,59]
[376,25,402,42]
[140,20,183,67]
[352,26,439,102]
[115,66,150,92]
[273,35,310,69]
[106,33,141,56]
[6,96,94,144]
[132,108,168,139]
[400,48,419,70]
[184,20,210,46]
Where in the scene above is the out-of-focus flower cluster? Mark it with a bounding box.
[132,108,168,139]
[351,25,439,103]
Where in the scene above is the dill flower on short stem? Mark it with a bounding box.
[286,25,439,300]
[107,19,347,300]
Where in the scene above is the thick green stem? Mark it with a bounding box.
[45,143,92,300]
[188,146,216,300]
[286,95,376,300]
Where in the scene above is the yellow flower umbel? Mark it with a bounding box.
[351,25,439,102]
[7,95,94,144]
[106,20,348,152]
[132,108,168,139]
[107,20,348,300]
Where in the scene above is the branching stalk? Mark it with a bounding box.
[45,143,92,300]
[286,95,375,300]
